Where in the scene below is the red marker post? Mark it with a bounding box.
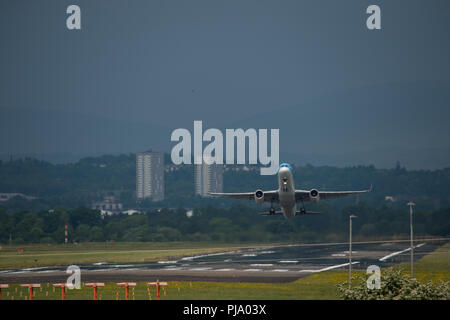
[85,283,104,300]
[0,284,9,300]
[147,280,168,300]
[116,282,136,300]
[20,284,41,300]
[53,283,67,300]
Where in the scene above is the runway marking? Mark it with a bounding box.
[379,243,426,262]
[279,260,298,264]
[243,269,262,272]
[215,268,235,271]
[299,261,360,273]
[250,264,273,267]
[111,264,135,268]
[164,267,183,271]
[0,270,13,274]
[158,260,178,264]
[181,252,231,261]
[271,269,289,272]
[92,269,111,272]
[21,267,50,271]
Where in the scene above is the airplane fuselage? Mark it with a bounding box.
[277,167,296,219]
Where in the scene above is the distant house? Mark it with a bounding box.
[91,196,123,214]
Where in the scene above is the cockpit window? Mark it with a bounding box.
[278,163,292,172]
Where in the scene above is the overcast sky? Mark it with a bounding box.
[0,1,449,167]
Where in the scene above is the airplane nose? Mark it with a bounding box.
[278,167,290,173]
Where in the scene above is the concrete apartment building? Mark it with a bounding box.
[136,150,164,202]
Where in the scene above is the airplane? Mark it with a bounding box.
[210,163,371,219]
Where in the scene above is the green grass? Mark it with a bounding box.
[0,242,448,300]
[395,242,450,283]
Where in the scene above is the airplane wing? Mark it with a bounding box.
[209,190,279,203]
[295,187,371,201]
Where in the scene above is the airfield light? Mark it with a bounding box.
[147,280,168,300]
[85,283,105,300]
[407,202,415,278]
[0,284,9,300]
[20,284,41,300]
[117,282,137,300]
[52,283,67,300]
[349,215,357,288]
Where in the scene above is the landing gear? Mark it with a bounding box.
[299,200,306,214]
[269,201,275,215]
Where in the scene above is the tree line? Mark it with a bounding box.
[0,203,448,245]
[0,154,449,213]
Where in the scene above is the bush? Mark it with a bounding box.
[337,267,450,300]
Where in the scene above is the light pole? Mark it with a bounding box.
[407,201,415,278]
[349,214,357,288]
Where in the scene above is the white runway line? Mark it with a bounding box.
[215,268,235,271]
[250,264,274,267]
[379,243,426,262]
[243,269,262,272]
[158,260,178,264]
[181,252,231,261]
[299,261,360,273]
[164,267,183,271]
[271,269,289,272]
[8,271,29,274]
[0,270,13,274]
[279,260,298,264]
[111,264,135,268]
[92,269,112,272]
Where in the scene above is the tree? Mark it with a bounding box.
[89,226,104,242]
[74,224,90,242]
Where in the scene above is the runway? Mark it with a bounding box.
[0,239,446,283]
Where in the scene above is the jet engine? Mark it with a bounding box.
[309,189,320,202]
[254,190,264,204]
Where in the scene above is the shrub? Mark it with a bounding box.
[337,267,450,300]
